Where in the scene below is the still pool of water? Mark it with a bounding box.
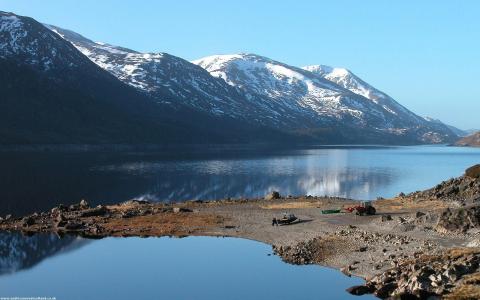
[1,145,480,216]
[0,234,373,300]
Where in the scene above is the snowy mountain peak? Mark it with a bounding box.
[195,53,415,130]
[46,26,265,120]
[303,63,425,123]
[0,11,92,71]
[303,64,350,77]
[0,12,26,55]
[193,53,344,95]
[194,53,457,143]
[304,64,373,98]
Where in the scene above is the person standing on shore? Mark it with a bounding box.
[272,218,278,226]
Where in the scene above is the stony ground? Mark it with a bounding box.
[1,166,480,299]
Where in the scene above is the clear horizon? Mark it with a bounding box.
[1,0,478,129]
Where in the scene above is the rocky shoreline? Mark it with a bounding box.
[1,165,480,299]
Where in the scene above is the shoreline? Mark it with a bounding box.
[0,143,445,153]
[2,187,479,299]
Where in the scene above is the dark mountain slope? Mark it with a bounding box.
[0,12,290,145]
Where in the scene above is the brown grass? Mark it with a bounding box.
[374,197,450,212]
[448,247,480,258]
[445,275,480,300]
[102,212,225,237]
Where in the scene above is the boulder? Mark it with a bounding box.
[21,216,35,227]
[69,204,80,211]
[346,285,373,296]
[415,211,426,218]
[55,214,67,228]
[121,199,150,206]
[265,191,281,200]
[63,220,84,231]
[79,205,108,217]
[173,207,193,213]
[121,210,138,218]
[382,215,393,222]
[444,185,459,195]
[340,266,351,276]
[436,205,480,232]
[79,199,90,209]
[466,164,480,179]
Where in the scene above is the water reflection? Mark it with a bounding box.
[0,232,88,275]
[126,166,394,201]
[0,234,373,300]
[1,145,480,216]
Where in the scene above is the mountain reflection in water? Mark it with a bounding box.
[0,235,374,300]
[0,232,88,275]
[1,145,480,216]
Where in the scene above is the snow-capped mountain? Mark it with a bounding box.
[0,11,458,145]
[0,12,96,72]
[193,54,369,127]
[303,65,424,123]
[46,25,263,122]
[194,54,457,143]
[0,11,188,144]
[1,11,288,144]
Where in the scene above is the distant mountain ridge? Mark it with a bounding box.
[303,65,424,123]
[455,131,480,147]
[194,54,457,143]
[0,11,460,145]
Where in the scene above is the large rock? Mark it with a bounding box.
[265,191,281,200]
[346,285,374,296]
[121,199,150,206]
[409,171,480,204]
[173,207,193,213]
[21,216,35,227]
[466,164,480,179]
[79,205,108,217]
[79,199,90,209]
[436,205,480,233]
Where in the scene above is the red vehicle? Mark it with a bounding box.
[345,201,376,216]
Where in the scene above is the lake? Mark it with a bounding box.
[1,144,479,299]
[1,145,480,216]
[0,234,373,300]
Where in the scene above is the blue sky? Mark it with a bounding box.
[1,0,478,129]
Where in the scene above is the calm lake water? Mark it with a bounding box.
[1,145,480,216]
[0,234,373,300]
[1,145,479,299]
